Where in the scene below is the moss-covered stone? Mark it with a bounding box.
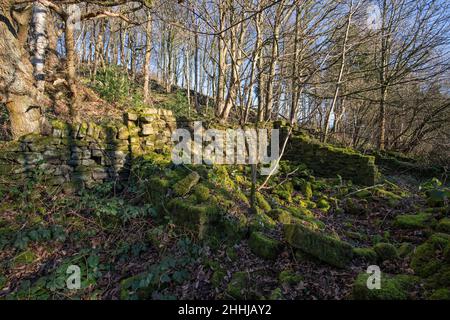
[255,192,271,212]
[317,198,330,212]
[398,242,415,258]
[373,243,399,261]
[193,183,210,203]
[288,206,314,218]
[283,132,377,186]
[437,218,450,234]
[394,212,435,230]
[426,189,449,207]
[278,270,303,285]
[172,171,200,196]
[226,272,249,299]
[428,288,450,300]
[297,179,313,199]
[411,233,450,278]
[352,273,418,300]
[284,223,353,268]
[168,199,219,239]
[273,182,294,203]
[248,232,281,260]
[249,209,277,231]
[353,248,378,263]
[341,198,369,215]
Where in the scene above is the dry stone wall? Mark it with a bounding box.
[0,108,176,190]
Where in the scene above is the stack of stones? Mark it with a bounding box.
[0,108,176,190]
[125,108,176,155]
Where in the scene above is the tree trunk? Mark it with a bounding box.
[0,4,42,139]
[64,11,79,121]
[32,2,48,93]
[143,12,152,103]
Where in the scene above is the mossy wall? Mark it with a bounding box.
[282,130,377,186]
[0,108,176,189]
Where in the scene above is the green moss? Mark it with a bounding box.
[437,218,450,234]
[373,243,399,261]
[268,288,284,300]
[398,243,415,258]
[226,272,249,299]
[297,179,313,199]
[341,198,368,215]
[278,270,303,285]
[193,183,210,203]
[172,171,200,196]
[144,176,170,203]
[288,206,313,218]
[355,190,371,198]
[250,209,277,231]
[13,250,37,266]
[394,212,435,230]
[284,223,353,268]
[120,272,156,300]
[211,269,226,288]
[0,274,6,289]
[226,247,238,260]
[255,192,272,212]
[267,209,288,220]
[273,182,294,203]
[317,198,330,212]
[248,232,281,260]
[411,233,450,278]
[352,273,417,300]
[426,189,449,207]
[168,199,219,239]
[353,248,377,263]
[277,210,295,225]
[428,288,450,300]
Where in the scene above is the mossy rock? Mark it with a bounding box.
[267,208,288,220]
[219,214,248,242]
[436,218,450,234]
[273,182,294,203]
[411,233,450,278]
[172,171,200,196]
[316,198,330,212]
[393,212,435,230]
[193,183,210,203]
[288,206,313,218]
[398,242,415,258]
[428,288,450,300]
[353,248,378,263]
[255,192,271,212]
[284,223,353,268]
[352,273,418,300]
[248,232,281,260]
[278,270,303,285]
[226,272,249,299]
[168,199,219,239]
[373,243,399,261]
[341,198,368,215]
[249,209,277,231]
[426,189,449,207]
[355,190,371,199]
[297,179,313,199]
